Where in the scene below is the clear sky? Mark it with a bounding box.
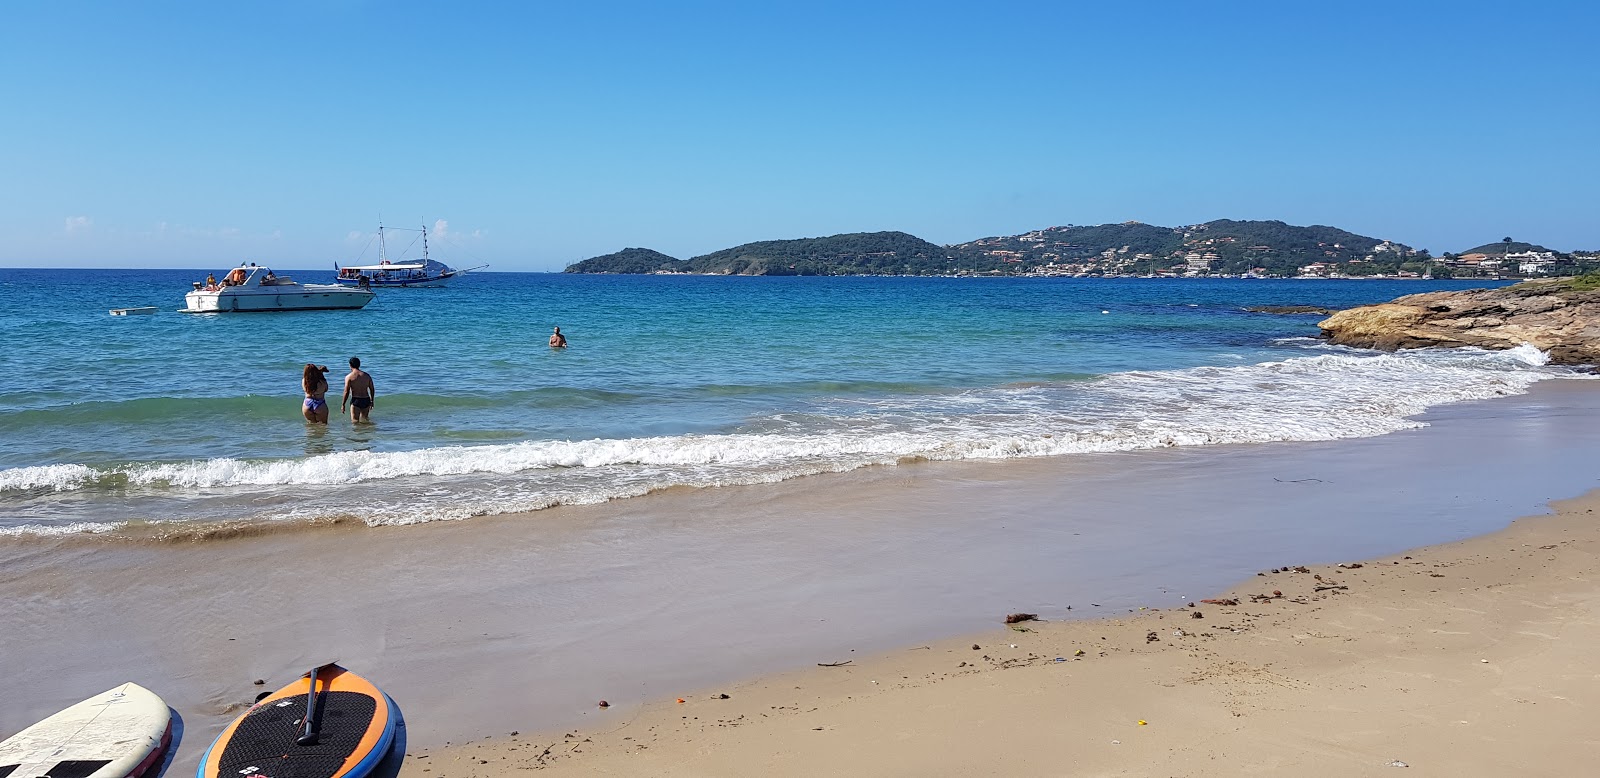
[2,1,1595,270]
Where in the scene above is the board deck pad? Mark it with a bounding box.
[40,762,113,778]
[216,692,376,778]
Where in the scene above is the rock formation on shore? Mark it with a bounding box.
[1317,277,1600,365]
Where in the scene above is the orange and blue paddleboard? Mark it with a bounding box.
[197,664,401,778]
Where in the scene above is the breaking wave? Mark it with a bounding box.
[0,345,1568,534]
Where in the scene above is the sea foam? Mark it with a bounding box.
[0,347,1570,529]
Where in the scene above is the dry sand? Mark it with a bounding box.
[408,491,1600,777]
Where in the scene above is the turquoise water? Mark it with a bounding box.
[0,269,1563,533]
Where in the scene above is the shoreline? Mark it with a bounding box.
[3,381,1600,775]
[414,489,1600,776]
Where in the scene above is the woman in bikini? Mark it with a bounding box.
[301,363,330,423]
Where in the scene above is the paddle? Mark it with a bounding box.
[297,663,338,746]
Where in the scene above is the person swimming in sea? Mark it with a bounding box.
[341,356,376,423]
[549,326,567,348]
[301,363,330,424]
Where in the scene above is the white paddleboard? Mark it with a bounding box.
[0,683,172,778]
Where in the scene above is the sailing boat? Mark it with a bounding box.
[335,223,486,288]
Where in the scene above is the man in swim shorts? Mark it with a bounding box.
[549,326,567,348]
[341,356,376,423]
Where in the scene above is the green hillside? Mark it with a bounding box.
[564,247,683,274]
[559,220,1599,278]
[1456,240,1554,256]
[683,231,957,276]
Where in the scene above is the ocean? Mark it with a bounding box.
[0,269,1569,536]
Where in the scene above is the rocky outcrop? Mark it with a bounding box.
[1317,279,1600,365]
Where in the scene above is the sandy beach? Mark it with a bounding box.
[409,489,1600,777]
[3,381,1599,777]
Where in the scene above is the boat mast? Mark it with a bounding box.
[377,220,388,264]
[422,222,430,261]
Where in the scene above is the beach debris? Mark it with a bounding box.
[1314,585,1348,592]
[973,644,981,650]
[1201,598,1239,606]
[1187,601,1196,608]
[1257,572,1266,576]
[817,660,853,667]
[1111,740,1121,745]
[1074,649,1086,656]
[1191,611,1203,619]
[1314,574,1323,581]
[1145,631,1160,643]
[1273,590,1282,597]
[717,693,730,699]
[252,679,265,685]
[597,700,609,708]
[1481,659,1489,663]
[1138,720,1147,726]
[1172,629,1186,638]
[677,698,685,704]
[1386,760,1409,768]
[1339,562,1365,569]
[1294,566,1310,573]
[1004,613,1038,624]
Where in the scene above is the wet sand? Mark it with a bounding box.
[433,489,1600,776]
[1,380,1598,772]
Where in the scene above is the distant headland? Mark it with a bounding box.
[565,220,1598,280]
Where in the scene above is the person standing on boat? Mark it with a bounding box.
[342,357,376,423]
[549,326,567,348]
[301,364,330,424]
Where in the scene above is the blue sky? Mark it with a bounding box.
[2,1,1595,270]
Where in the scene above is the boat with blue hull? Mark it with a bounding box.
[336,223,484,288]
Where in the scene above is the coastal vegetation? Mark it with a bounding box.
[566,220,1599,279]
[564,247,682,274]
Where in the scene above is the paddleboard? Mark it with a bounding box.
[0,683,173,778]
[196,665,398,778]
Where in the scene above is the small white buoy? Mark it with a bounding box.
[1101,310,1109,314]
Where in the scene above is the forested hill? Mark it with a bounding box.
[564,247,683,274]
[563,220,1426,276]
[1458,240,1554,255]
[955,220,1407,276]
[684,231,954,275]
[565,231,958,275]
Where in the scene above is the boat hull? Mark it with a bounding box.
[333,274,454,288]
[184,285,374,312]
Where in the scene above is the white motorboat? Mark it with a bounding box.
[182,265,375,312]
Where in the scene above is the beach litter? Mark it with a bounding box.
[597,700,609,708]
[1004,613,1038,624]
[1145,631,1160,643]
[1386,760,1409,768]
[1201,598,1239,606]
